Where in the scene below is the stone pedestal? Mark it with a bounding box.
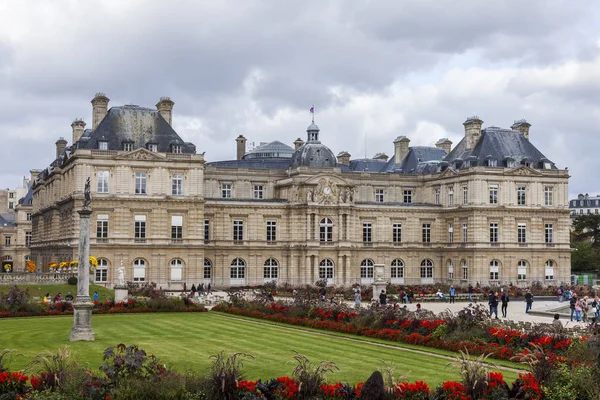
[114,285,128,303]
[372,280,387,302]
[70,208,95,342]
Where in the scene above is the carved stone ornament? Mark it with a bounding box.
[315,178,338,204]
[118,148,164,161]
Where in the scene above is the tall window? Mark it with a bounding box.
[135,172,147,194]
[264,258,278,279]
[319,259,334,279]
[98,141,108,150]
[134,215,146,239]
[170,259,183,281]
[171,215,183,239]
[448,223,453,243]
[461,259,468,280]
[171,144,182,153]
[447,259,454,279]
[203,259,212,279]
[25,231,32,247]
[517,223,526,243]
[435,188,440,205]
[448,189,454,206]
[253,185,264,199]
[95,258,108,282]
[517,260,527,281]
[4,236,11,246]
[544,187,553,206]
[489,260,500,280]
[96,214,109,238]
[488,159,497,167]
[266,220,277,242]
[489,184,498,204]
[233,220,244,241]
[517,186,526,206]
[172,173,183,196]
[545,223,553,244]
[221,183,232,198]
[392,223,402,244]
[422,223,431,243]
[362,222,372,243]
[545,260,555,280]
[360,259,374,278]
[97,170,109,193]
[420,259,433,278]
[203,220,210,241]
[230,258,246,279]
[391,259,404,278]
[26,213,32,221]
[375,189,384,203]
[320,218,333,242]
[489,222,498,243]
[403,190,413,204]
[133,259,146,282]
[123,142,133,151]
[462,223,468,243]
[462,186,468,205]
[147,143,158,152]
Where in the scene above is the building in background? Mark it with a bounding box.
[30,94,571,289]
[569,193,600,217]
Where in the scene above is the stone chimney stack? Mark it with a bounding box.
[55,137,68,159]
[463,116,483,150]
[71,119,86,144]
[393,136,410,164]
[294,138,304,150]
[30,169,41,183]
[156,96,175,125]
[373,152,389,161]
[511,119,531,140]
[337,151,351,166]
[91,93,110,130]
[236,135,247,160]
[435,138,453,154]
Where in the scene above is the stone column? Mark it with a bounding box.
[70,209,95,341]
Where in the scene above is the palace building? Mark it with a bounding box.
[29,94,571,289]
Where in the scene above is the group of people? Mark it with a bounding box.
[568,292,600,322]
[43,292,74,303]
[189,283,212,297]
[487,289,513,319]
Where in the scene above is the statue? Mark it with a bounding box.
[83,177,92,209]
[117,260,125,286]
[306,189,313,202]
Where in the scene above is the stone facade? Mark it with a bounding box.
[30,95,571,289]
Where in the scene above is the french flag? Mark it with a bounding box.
[309,106,314,113]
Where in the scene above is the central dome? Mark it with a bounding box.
[290,122,336,168]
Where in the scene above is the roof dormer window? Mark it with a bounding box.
[98,141,108,151]
[147,143,158,152]
[171,144,182,154]
[122,141,134,151]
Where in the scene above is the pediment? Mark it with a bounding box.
[505,166,543,177]
[438,167,459,178]
[116,148,166,161]
[303,173,352,187]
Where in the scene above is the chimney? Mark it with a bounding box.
[91,93,110,130]
[373,152,389,161]
[55,137,68,159]
[30,169,41,183]
[511,119,531,140]
[294,138,304,150]
[463,116,483,150]
[156,96,175,125]
[435,138,453,154]
[393,136,410,164]
[71,119,86,144]
[236,135,247,160]
[337,151,351,166]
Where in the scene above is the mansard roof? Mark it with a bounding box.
[382,146,447,174]
[76,105,195,153]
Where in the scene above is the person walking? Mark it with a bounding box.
[582,296,590,322]
[354,290,362,308]
[525,289,534,313]
[449,286,455,304]
[575,296,583,322]
[207,283,212,294]
[570,294,578,321]
[468,284,474,303]
[190,284,197,298]
[557,286,564,303]
[379,290,387,306]
[488,291,499,319]
[593,295,600,318]
[500,290,509,318]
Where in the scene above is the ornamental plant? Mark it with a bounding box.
[26,260,36,273]
[2,263,11,272]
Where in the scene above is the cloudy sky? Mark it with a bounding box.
[1,0,599,198]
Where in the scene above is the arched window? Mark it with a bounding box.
[460,259,468,280]
[517,260,528,281]
[264,258,278,279]
[489,260,500,281]
[203,258,212,279]
[360,259,374,279]
[447,259,454,279]
[133,259,146,282]
[170,259,183,281]
[319,259,334,280]
[420,259,433,279]
[95,258,109,282]
[320,218,333,242]
[391,259,404,279]
[545,260,555,280]
[230,258,246,279]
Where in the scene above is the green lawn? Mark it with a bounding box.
[0,312,521,387]
[0,284,114,301]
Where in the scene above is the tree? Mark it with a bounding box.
[571,215,600,273]
[573,214,600,247]
[571,238,598,272]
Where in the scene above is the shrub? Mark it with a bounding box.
[205,351,254,400]
[26,346,82,392]
[67,276,77,285]
[287,350,338,399]
[0,286,32,313]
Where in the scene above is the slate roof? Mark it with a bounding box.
[206,158,292,169]
[76,105,195,153]
[444,127,555,169]
[0,213,15,227]
[381,146,447,174]
[18,183,33,206]
[347,158,388,172]
[243,141,294,159]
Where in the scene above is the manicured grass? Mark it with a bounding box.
[0,313,520,387]
[0,284,114,301]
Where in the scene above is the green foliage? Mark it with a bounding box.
[448,350,491,399]
[541,363,577,400]
[287,350,339,399]
[0,285,32,313]
[26,346,82,392]
[573,214,600,246]
[67,276,77,285]
[571,237,599,272]
[205,351,254,400]
[99,343,166,389]
[0,349,21,373]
